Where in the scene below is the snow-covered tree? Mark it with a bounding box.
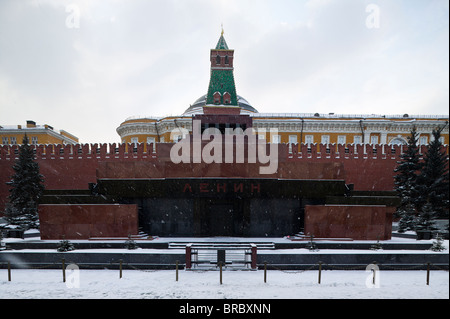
[57,238,75,252]
[394,127,422,232]
[415,127,449,230]
[431,234,446,252]
[4,135,45,230]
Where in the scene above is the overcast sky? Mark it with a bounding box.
[1,0,448,144]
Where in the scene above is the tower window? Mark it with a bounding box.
[216,55,221,65]
[223,92,231,104]
[224,55,229,65]
[213,92,221,104]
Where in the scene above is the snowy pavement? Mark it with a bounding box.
[1,231,448,299]
[0,268,448,299]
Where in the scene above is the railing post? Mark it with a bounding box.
[8,261,11,282]
[62,258,66,283]
[264,262,267,283]
[372,261,377,285]
[318,262,322,284]
[426,262,431,286]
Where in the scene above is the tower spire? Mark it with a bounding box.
[206,31,237,106]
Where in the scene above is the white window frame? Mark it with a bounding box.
[131,137,139,146]
[419,136,428,145]
[337,135,346,145]
[370,136,379,145]
[289,135,298,144]
[321,135,330,144]
[305,135,314,145]
[353,136,362,144]
[272,135,281,144]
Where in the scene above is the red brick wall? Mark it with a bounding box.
[0,143,155,212]
[304,205,394,240]
[1,142,447,213]
[38,204,138,239]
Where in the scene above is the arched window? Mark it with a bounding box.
[389,137,407,145]
[223,92,231,104]
[213,92,221,104]
[216,55,221,65]
[224,55,229,65]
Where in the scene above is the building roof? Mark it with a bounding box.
[215,32,229,50]
[184,94,258,115]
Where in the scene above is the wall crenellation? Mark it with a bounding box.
[0,143,158,161]
[1,142,447,161]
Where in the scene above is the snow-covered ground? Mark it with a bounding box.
[1,230,448,299]
[0,268,448,299]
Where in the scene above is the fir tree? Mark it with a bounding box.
[394,127,422,232]
[124,236,139,250]
[415,127,449,230]
[430,234,446,252]
[4,135,45,230]
[57,238,75,252]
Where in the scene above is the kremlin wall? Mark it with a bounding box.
[1,141,440,212]
[2,141,446,240]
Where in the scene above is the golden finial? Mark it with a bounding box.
[221,23,224,36]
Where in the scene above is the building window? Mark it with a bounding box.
[321,135,330,144]
[305,135,314,145]
[354,136,362,144]
[272,135,281,144]
[147,137,156,151]
[419,136,428,145]
[223,92,231,104]
[10,137,17,145]
[224,55,229,65]
[289,135,297,144]
[216,55,221,65]
[31,136,38,145]
[370,136,379,145]
[389,137,407,145]
[338,136,346,145]
[2,137,8,144]
[131,137,138,145]
[213,92,221,105]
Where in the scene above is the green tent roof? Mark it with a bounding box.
[215,34,229,50]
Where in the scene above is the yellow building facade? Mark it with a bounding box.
[0,120,79,145]
[117,112,449,147]
[117,33,449,148]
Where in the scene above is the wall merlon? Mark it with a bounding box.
[1,142,448,161]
